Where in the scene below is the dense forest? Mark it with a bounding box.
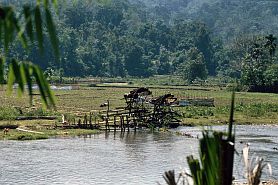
[2,0,278,90]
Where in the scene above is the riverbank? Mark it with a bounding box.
[0,128,100,140]
[0,120,100,140]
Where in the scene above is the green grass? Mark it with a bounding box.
[1,77,278,129]
[0,107,20,120]
[0,127,100,141]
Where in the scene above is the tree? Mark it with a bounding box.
[264,64,278,87]
[264,34,277,57]
[95,3,124,28]
[157,46,173,75]
[0,0,59,107]
[124,43,147,77]
[240,35,277,92]
[179,48,208,84]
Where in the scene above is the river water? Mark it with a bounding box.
[0,125,277,185]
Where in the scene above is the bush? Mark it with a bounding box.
[0,107,20,120]
[25,108,53,117]
[182,107,214,118]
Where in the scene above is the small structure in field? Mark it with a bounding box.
[123,88,181,129]
[148,93,181,128]
[57,87,182,131]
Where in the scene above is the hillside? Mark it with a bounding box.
[129,0,278,42]
[2,0,278,89]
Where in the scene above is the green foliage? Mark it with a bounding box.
[187,131,222,185]
[264,64,278,86]
[2,0,278,91]
[240,35,277,92]
[138,0,278,42]
[6,0,218,79]
[14,133,48,141]
[0,107,20,120]
[0,106,56,120]
[178,47,208,84]
[0,0,59,108]
[241,103,278,118]
[186,92,235,185]
[25,108,54,117]
[182,107,214,118]
[215,102,278,118]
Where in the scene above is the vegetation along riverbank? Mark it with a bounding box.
[1,77,278,140]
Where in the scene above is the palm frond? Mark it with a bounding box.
[0,1,59,108]
[6,59,55,108]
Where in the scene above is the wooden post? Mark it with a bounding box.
[134,116,137,132]
[123,116,126,132]
[120,116,123,132]
[84,114,88,128]
[105,117,108,130]
[114,116,116,131]
[78,119,81,128]
[106,100,110,118]
[89,112,93,129]
[105,117,110,131]
[94,116,97,129]
[89,112,92,124]
[126,115,130,132]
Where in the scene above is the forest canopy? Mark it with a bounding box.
[2,0,278,91]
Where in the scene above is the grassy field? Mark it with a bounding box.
[1,82,278,124]
[0,127,100,140]
[0,77,278,140]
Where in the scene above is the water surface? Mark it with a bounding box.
[0,125,277,184]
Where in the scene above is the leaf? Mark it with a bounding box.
[37,65,55,107]
[7,62,15,95]
[187,155,202,185]
[32,65,48,107]
[45,8,60,59]
[35,6,43,53]
[32,65,55,108]
[22,62,33,105]
[23,6,34,42]
[43,0,49,7]
[4,8,13,53]
[13,15,28,49]
[11,59,25,96]
[51,0,58,10]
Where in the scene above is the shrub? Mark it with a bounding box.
[0,107,20,120]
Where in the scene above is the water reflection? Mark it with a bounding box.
[0,125,277,185]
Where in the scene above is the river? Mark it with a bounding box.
[0,125,277,185]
